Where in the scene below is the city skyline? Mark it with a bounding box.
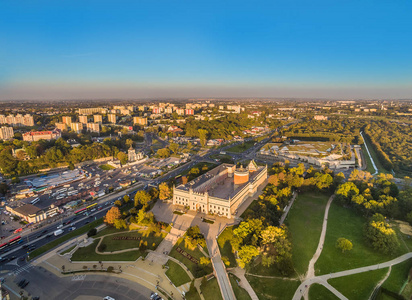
[1,0,412,100]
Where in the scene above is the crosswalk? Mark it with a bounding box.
[71,274,86,281]
[8,264,34,276]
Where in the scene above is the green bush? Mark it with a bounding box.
[98,243,107,252]
[87,228,97,237]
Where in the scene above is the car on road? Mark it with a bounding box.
[68,227,76,231]
[84,221,90,224]
[57,224,63,229]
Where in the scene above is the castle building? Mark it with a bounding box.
[127,147,144,162]
[173,160,267,218]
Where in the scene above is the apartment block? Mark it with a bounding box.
[0,127,14,140]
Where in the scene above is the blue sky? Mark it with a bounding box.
[1,0,412,99]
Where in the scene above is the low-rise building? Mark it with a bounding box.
[6,204,59,223]
[23,129,62,142]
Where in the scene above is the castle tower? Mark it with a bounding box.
[234,165,249,185]
[248,160,258,173]
[128,146,137,162]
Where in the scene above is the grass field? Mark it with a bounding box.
[226,141,255,153]
[71,240,143,261]
[229,274,252,300]
[200,277,224,300]
[217,226,237,267]
[308,284,339,299]
[381,259,412,295]
[328,268,388,300]
[29,218,104,260]
[185,281,202,300]
[315,202,402,275]
[166,260,191,287]
[100,230,166,252]
[246,276,301,300]
[94,226,128,238]
[285,192,331,276]
[361,144,377,174]
[362,136,391,174]
[169,237,213,278]
[99,164,115,170]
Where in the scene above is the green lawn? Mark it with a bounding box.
[185,281,202,300]
[328,268,388,300]
[166,260,191,287]
[362,136,391,174]
[169,237,213,278]
[229,274,252,300]
[381,259,412,294]
[71,240,143,261]
[226,141,255,153]
[100,230,166,252]
[285,192,330,276]
[29,218,104,260]
[60,245,76,255]
[315,202,402,275]
[217,227,237,268]
[201,277,224,300]
[94,226,129,238]
[99,164,115,170]
[246,275,301,300]
[309,284,339,299]
[361,144,377,174]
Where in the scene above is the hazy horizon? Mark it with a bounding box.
[1,0,411,100]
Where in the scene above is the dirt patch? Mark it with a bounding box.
[395,220,412,235]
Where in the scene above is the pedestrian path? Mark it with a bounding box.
[176,282,191,294]
[146,227,185,264]
[230,268,259,300]
[306,195,335,279]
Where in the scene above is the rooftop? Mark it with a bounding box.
[176,162,265,200]
[13,204,41,216]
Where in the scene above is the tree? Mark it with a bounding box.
[336,238,353,253]
[198,129,208,147]
[123,195,130,204]
[169,143,179,154]
[134,190,151,208]
[104,207,121,225]
[117,151,128,165]
[159,182,171,200]
[114,219,127,229]
[0,183,9,195]
[87,228,97,237]
[237,245,259,268]
[364,213,399,254]
[182,176,188,185]
[149,187,159,200]
[199,257,211,266]
[125,139,134,149]
[315,173,333,190]
[156,148,170,158]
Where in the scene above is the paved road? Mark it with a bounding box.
[5,265,151,300]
